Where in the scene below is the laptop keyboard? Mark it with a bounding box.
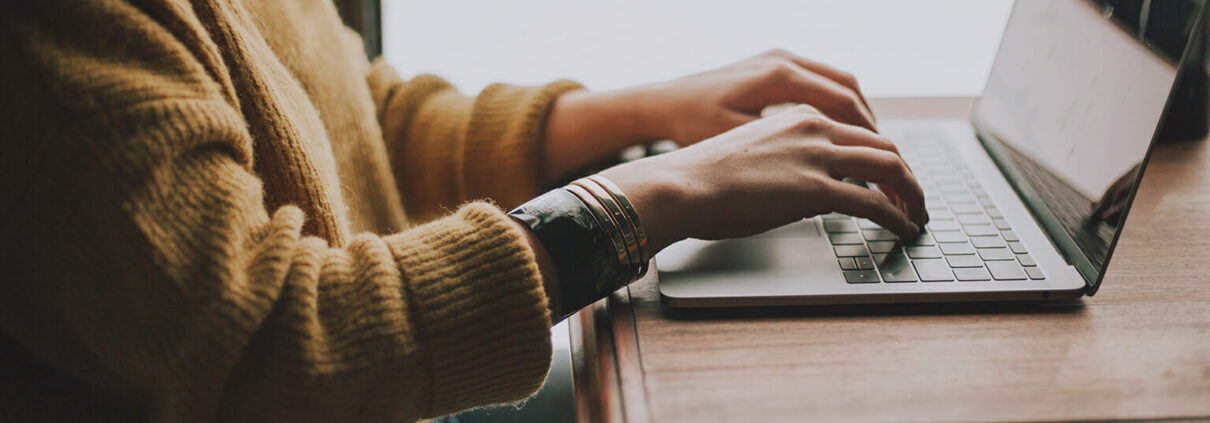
[825,133,1046,284]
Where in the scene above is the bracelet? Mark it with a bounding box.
[508,176,651,319]
[586,175,651,264]
[569,180,643,280]
[563,184,630,266]
[572,177,650,279]
[576,175,651,279]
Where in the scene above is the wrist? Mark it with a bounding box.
[545,89,656,183]
[610,84,676,142]
[598,160,691,254]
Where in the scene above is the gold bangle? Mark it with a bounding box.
[583,177,648,279]
[564,184,630,266]
[586,175,651,264]
[572,179,644,282]
[572,179,640,266]
[574,181,645,283]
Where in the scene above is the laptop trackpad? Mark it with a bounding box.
[657,219,827,274]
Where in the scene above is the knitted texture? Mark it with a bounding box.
[0,0,582,421]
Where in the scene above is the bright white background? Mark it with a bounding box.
[382,0,1014,97]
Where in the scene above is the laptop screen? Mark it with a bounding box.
[972,0,1204,291]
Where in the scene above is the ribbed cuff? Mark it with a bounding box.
[461,80,585,209]
[384,202,553,416]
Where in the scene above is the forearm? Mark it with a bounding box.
[542,88,667,185]
[370,61,586,216]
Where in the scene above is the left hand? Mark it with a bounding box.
[543,49,877,183]
[635,49,876,145]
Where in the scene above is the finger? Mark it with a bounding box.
[1103,202,1126,223]
[825,123,919,218]
[878,184,903,212]
[775,68,877,132]
[762,102,816,118]
[1091,198,1112,220]
[825,146,927,226]
[824,122,902,156]
[823,179,920,240]
[771,49,874,114]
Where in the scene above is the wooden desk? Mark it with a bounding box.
[569,97,1210,423]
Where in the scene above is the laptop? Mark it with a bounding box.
[658,0,1207,307]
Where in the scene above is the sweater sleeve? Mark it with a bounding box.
[0,2,551,422]
[366,59,583,222]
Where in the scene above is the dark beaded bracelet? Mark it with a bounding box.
[509,188,632,320]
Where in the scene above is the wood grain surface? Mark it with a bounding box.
[571,97,1210,423]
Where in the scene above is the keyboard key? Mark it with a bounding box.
[1025,267,1046,280]
[946,255,984,268]
[952,203,983,214]
[854,256,876,270]
[821,213,850,220]
[971,236,1007,249]
[857,219,882,230]
[838,257,858,270]
[905,246,943,259]
[834,245,870,257]
[863,229,898,241]
[986,207,1004,218]
[825,220,858,233]
[929,210,955,220]
[927,221,961,231]
[940,243,976,255]
[935,177,963,186]
[843,270,881,284]
[946,194,976,204]
[957,214,990,225]
[913,259,955,282]
[992,218,1012,230]
[978,248,1015,261]
[979,198,997,208]
[971,188,989,198]
[986,261,1027,280]
[906,232,936,246]
[829,233,865,245]
[1007,241,1028,254]
[940,185,968,195]
[932,231,968,243]
[964,224,999,236]
[954,267,992,281]
[874,252,917,282]
[1016,254,1037,267]
[867,241,900,254]
[1001,230,1020,242]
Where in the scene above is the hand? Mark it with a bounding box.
[599,105,926,254]
[637,49,876,145]
[542,49,875,184]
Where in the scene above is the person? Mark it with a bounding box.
[0,1,926,422]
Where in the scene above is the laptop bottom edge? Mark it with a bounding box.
[660,287,1087,308]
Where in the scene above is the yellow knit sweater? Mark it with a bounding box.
[0,1,582,421]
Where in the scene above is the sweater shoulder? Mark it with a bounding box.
[0,1,235,118]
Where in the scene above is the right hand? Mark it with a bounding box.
[599,105,928,254]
